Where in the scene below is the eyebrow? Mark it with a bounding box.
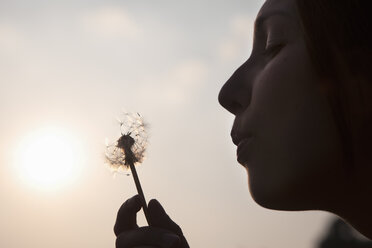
[255,10,293,30]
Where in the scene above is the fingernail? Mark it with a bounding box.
[161,233,180,248]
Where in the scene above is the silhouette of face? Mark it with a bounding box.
[218,0,346,211]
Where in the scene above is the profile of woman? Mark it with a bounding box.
[114,0,372,247]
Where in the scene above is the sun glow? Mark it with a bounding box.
[14,127,83,190]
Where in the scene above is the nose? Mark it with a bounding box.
[218,62,252,115]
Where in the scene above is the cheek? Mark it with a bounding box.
[245,44,344,210]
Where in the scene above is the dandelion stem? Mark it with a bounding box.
[128,161,150,225]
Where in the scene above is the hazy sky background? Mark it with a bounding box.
[0,0,340,247]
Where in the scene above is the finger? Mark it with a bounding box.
[148,199,183,236]
[116,226,180,248]
[114,195,142,236]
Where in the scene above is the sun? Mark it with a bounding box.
[14,127,83,190]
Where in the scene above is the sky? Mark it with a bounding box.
[0,0,344,247]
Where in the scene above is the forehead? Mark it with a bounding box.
[257,0,297,21]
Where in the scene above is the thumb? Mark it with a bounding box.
[148,199,183,236]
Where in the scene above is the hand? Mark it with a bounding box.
[114,195,190,248]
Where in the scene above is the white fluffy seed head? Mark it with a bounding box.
[105,112,148,172]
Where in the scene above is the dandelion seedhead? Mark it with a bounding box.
[105,112,148,172]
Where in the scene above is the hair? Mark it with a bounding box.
[295,0,372,171]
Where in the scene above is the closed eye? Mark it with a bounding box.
[264,43,285,57]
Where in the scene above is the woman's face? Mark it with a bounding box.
[219,0,347,211]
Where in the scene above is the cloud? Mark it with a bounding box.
[80,6,141,40]
[217,15,254,62]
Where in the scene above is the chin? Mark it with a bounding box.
[250,191,307,211]
[247,175,321,211]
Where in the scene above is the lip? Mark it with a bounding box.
[236,137,253,165]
